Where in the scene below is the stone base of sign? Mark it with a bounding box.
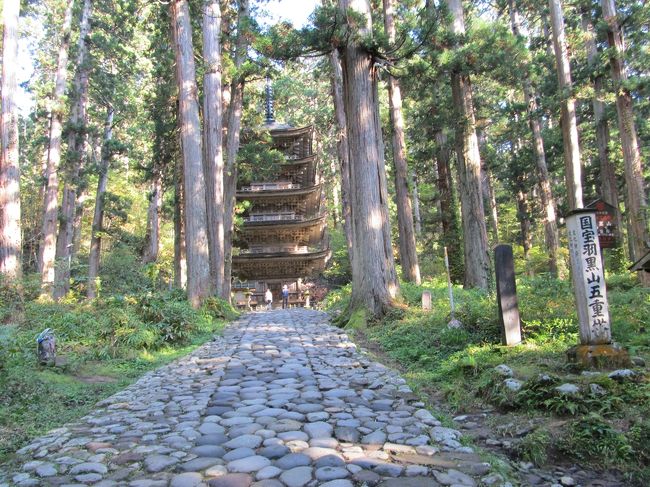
[567,343,631,369]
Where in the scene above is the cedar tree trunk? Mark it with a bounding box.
[383,0,420,284]
[549,0,584,210]
[38,0,74,290]
[445,0,491,290]
[87,106,114,298]
[0,0,22,279]
[339,0,398,317]
[203,0,226,297]
[171,0,213,306]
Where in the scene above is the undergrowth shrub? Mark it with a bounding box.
[559,413,633,467]
[515,428,552,466]
[99,244,153,295]
[10,289,227,364]
[134,291,211,344]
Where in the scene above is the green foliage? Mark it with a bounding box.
[515,428,551,466]
[559,414,633,468]
[322,229,351,284]
[237,137,286,187]
[201,296,239,322]
[321,284,351,315]
[93,244,152,296]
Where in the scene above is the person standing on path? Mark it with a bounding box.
[265,288,273,310]
[282,284,289,309]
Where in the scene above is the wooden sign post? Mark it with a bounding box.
[494,245,521,346]
[566,209,630,367]
[422,291,432,311]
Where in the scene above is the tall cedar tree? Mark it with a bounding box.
[38,0,74,291]
[382,0,421,284]
[203,0,226,298]
[548,0,584,210]
[0,0,22,279]
[171,0,213,306]
[601,0,649,286]
[338,0,398,318]
[223,0,250,299]
[581,9,622,245]
[509,0,560,276]
[53,0,93,299]
[444,0,491,290]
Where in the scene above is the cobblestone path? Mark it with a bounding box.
[5,309,496,487]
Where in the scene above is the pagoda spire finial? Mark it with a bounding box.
[265,75,275,124]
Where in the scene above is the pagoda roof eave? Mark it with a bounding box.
[241,214,326,229]
[232,248,331,280]
[280,154,316,166]
[236,183,322,199]
[233,248,330,262]
[269,125,313,137]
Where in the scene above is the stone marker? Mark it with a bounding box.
[421,291,432,311]
[494,245,521,346]
[37,328,56,365]
[565,209,630,367]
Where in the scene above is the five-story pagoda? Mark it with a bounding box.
[232,79,330,308]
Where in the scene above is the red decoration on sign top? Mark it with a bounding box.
[586,199,618,249]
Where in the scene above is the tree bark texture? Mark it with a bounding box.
[510,0,559,276]
[411,170,422,236]
[549,0,584,211]
[434,129,463,284]
[223,0,250,300]
[143,169,162,264]
[601,0,649,283]
[446,0,491,290]
[477,129,499,243]
[482,161,499,243]
[339,0,398,317]
[71,192,86,257]
[581,12,622,244]
[203,0,226,297]
[174,151,187,289]
[87,106,114,299]
[382,0,420,284]
[0,0,22,279]
[172,0,213,306]
[516,185,532,264]
[329,48,354,265]
[329,158,341,228]
[53,0,93,300]
[38,0,74,289]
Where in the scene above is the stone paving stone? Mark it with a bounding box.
[3,309,484,487]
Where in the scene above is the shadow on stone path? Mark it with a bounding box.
[4,309,498,487]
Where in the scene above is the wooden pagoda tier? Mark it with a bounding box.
[232,249,330,280]
[232,124,329,289]
[278,155,317,186]
[269,125,313,160]
[235,214,327,248]
[236,183,323,216]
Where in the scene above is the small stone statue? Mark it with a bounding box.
[37,328,56,365]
